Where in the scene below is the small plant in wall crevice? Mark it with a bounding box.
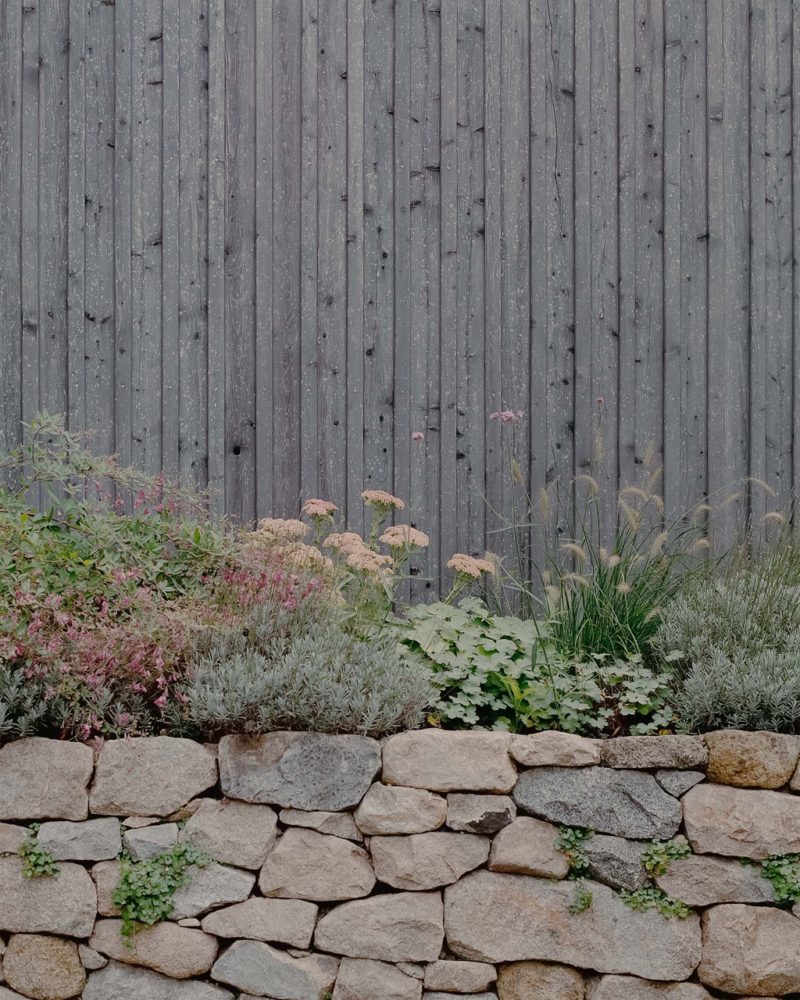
[761,853,800,906]
[640,836,691,878]
[18,826,59,879]
[619,885,691,920]
[112,842,211,939]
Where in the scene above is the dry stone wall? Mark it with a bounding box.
[0,729,799,999]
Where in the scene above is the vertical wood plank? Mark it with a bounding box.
[0,1,22,466]
[500,0,531,581]
[207,0,226,514]
[749,0,767,534]
[439,0,458,575]
[346,0,365,531]
[114,0,133,469]
[456,0,486,564]
[133,0,164,476]
[664,0,708,522]
[177,0,209,490]
[255,0,274,517]
[362,0,395,497]
[573,0,592,523]
[224,0,257,521]
[299,0,319,503]
[707,0,749,547]
[272,0,302,515]
[484,0,503,567]
[529,0,549,573]
[161,0,180,478]
[591,0,619,537]
[793,1,800,505]
[393,0,412,533]
[317,0,348,507]
[21,0,40,432]
[39,0,70,425]
[83,0,116,457]
[407,0,441,596]
[763,1,793,511]
[544,0,576,548]
[68,0,87,437]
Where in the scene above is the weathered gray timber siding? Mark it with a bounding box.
[1,0,798,589]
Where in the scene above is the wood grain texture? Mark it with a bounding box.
[5,0,800,586]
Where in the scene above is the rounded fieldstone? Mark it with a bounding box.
[514,767,682,840]
[259,827,375,901]
[90,738,218,817]
[4,934,85,1000]
[82,961,233,1000]
[683,784,800,859]
[488,817,569,879]
[704,730,800,788]
[497,960,584,1000]
[201,897,319,949]
[371,832,490,891]
[698,904,800,995]
[655,855,775,907]
[36,818,121,862]
[444,871,701,979]
[0,739,93,822]
[180,799,278,869]
[0,857,97,937]
[600,736,707,770]
[382,730,516,793]
[424,960,497,993]
[219,732,381,810]
[333,958,422,1000]
[89,920,219,979]
[210,940,339,998]
[279,808,362,842]
[315,892,444,962]
[354,783,447,836]
[511,731,601,767]
[586,976,714,999]
[446,794,516,834]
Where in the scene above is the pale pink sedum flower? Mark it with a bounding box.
[380,524,430,550]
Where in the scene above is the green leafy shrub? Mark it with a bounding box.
[399,599,674,735]
[187,608,432,738]
[761,854,800,906]
[641,837,691,877]
[18,830,59,878]
[619,886,690,919]
[113,843,210,938]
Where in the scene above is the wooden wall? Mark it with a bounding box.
[1,0,798,590]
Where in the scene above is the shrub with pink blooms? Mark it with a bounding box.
[0,417,329,740]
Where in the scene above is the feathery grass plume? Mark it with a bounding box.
[537,487,552,522]
[560,542,587,565]
[763,511,786,526]
[620,484,665,515]
[561,572,590,588]
[748,476,778,498]
[618,499,641,534]
[649,532,669,558]
[691,537,711,555]
[575,474,600,497]
[720,490,744,509]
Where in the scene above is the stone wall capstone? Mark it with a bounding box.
[0,729,798,999]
